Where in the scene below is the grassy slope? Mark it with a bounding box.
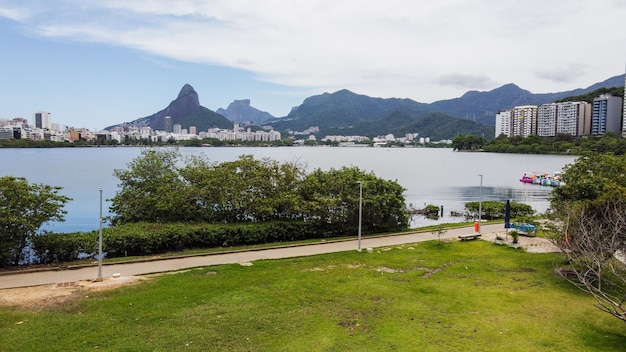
[1,240,624,351]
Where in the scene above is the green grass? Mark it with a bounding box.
[2,240,625,351]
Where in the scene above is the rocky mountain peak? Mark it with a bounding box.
[216,99,274,124]
[174,84,200,109]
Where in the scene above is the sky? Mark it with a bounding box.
[1,0,625,130]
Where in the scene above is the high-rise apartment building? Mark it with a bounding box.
[623,72,626,137]
[495,109,512,137]
[511,105,537,138]
[557,101,591,136]
[537,103,557,137]
[34,111,52,130]
[534,102,592,137]
[591,94,622,135]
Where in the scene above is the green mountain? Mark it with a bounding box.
[266,89,430,132]
[323,112,493,141]
[264,74,624,139]
[106,84,232,131]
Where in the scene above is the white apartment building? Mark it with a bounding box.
[557,101,591,136]
[623,73,626,137]
[511,105,538,138]
[495,109,512,137]
[537,103,557,137]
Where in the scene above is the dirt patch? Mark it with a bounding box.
[0,275,147,311]
[479,232,560,253]
[376,266,405,273]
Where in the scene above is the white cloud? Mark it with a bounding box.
[3,0,626,102]
[535,63,589,84]
[0,5,32,21]
[438,74,495,89]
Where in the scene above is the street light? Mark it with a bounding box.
[478,174,483,236]
[357,181,363,252]
[96,188,104,282]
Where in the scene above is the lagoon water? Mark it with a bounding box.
[0,147,578,233]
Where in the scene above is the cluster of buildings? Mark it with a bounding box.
[294,131,449,146]
[0,112,93,142]
[106,121,281,143]
[0,113,281,144]
[495,92,626,139]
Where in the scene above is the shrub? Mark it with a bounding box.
[31,231,97,264]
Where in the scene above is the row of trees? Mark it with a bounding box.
[453,132,626,155]
[110,149,410,236]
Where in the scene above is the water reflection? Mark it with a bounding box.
[408,184,555,228]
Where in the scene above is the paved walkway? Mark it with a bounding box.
[0,223,558,289]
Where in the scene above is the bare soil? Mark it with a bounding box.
[0,275,148,310]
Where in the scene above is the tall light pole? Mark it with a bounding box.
[96,188,104,282]
[478,174,483,236]
[357,181,363,252]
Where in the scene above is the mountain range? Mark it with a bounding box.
[107,74,625,140]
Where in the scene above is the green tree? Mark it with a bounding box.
[0,176,70,267]
[110,153,409,239]
[300,166,409,235]
[452,134,484,151]
[548,153,626,322]
[464,200,534,220]
[180,155,306,223]
[109,148,196,224]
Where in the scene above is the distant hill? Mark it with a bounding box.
[266,89,430,132]
[428,75,625,125]
[322,111,493,141]
[265,74,624,138]
[555,86,625,104]
[216,99,274,125]
[106,84,232,131]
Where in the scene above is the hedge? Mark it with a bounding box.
[31,221,330,264]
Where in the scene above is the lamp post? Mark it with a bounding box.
[96,188,103,282]
[478,174,483,236]
[357,181,363,252]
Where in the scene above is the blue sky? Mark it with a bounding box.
[1,1,625,130]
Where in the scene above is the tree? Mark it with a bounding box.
[548,153,626,322]
[464,200,534,220]
[431,224,447,244]
[110,152,409,238]
[452,134,484,151]
[109,148,196,224]
[180,154,306,223]
[0,176,70,267]
[300,166,409,235]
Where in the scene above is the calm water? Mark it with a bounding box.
[0,147,578,232]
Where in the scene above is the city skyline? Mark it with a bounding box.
[1,1,625,130]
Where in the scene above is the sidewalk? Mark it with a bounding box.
[0,223,555,289]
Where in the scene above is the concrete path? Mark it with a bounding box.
[0,223,557,289]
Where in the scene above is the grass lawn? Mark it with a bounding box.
[1,240,624,351]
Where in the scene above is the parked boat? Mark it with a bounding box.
[520,172,563,187]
